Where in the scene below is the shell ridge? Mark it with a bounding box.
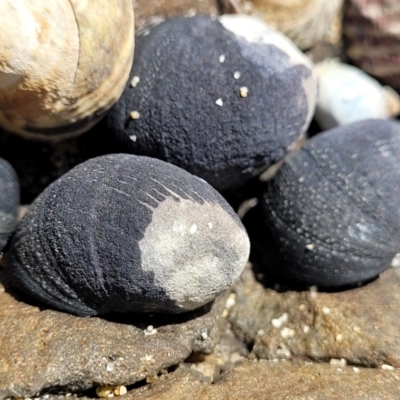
[63,0,81,102]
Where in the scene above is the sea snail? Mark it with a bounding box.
[6,154,250,316]
[314,59,400,130]
[259,119,400,287]
[106,14,317,192]
[0,158,19,250]
[0,0,134,141]
[226,0,343,50]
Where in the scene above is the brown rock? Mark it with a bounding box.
[122,360,400,399]
[229,264,400,368]
[134,0,218,31]
[0,279,227,399]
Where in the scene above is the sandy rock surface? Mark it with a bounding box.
[229,265,400,368]
[0,279,227,399]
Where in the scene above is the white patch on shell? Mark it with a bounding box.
[138,197,250,310]
[218,14,317,132]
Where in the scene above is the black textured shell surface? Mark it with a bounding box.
[0,158,19,250]
[106,15,316,192]
[261,119,400,287]
[6,154,250,316]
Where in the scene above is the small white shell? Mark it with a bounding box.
[314,59,400,130]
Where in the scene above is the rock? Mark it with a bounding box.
[0,280,227,399]
[28,361,400,399]
[6,154,249,316]
[228,264,400,368]
[106,14,317,191]
[134,0,218,31]
[123,361,400,399]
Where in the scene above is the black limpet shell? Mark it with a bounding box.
[6,154,249,316]
[106,15,317,191]
[0,157,19,250]
[261,119,400,287]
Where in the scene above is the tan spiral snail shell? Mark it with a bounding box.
[0,0,135,141]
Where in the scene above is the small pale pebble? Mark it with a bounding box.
[215,98,223,106]
[305,243,315,251]
[146,375,159,383]
[337,368,343,373]
[234,71,241,79]
[336,333,344,342]
[106,362,115,372]
[353,367,360,373]
[299,304,306,311]
[129,111,140,120]
[201,330,208,340]
[322,306,331,315]
[280,327,295,339]
[329,358,347,367]
[187,8,196,17]
[96,386,115,398]
[381,364,395,371]
[225,293,236,309]
[129,135,137,142]
[302,325,310,334]
[219,54,226,63]
[391,253,400,267]
[113,386,127,396]
[272,313,288,329]
[144,325,157,336]
[189,223,198,234]
[222,309,228,318]
[230,352,243,363]
[309,286,318,298]
[257,329,265,336]
[239,87,249,98]
[131,76,140,87]
[353,326,361,333]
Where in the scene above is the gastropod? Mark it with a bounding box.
[219,0,343,50]
[5,154,250,316]
[314,59,400,129]
[106,14,317,192]
[0,157,19,251]
[0,0,134,141]
[258,119,400,287]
